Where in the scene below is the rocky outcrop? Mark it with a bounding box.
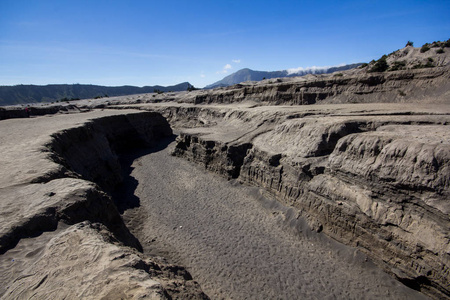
[170,105,450,299]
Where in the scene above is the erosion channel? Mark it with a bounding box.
[121,135,427,299]
[0,103,448,299]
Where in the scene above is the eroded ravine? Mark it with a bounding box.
[121,137,427,300]
[151,104,450,299]
[1,105,448,299]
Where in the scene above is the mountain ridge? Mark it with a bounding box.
[0,82,193,106]
[205,64,363,89]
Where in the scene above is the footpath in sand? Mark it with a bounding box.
[123,137,427,300]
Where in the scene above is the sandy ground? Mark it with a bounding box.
[121,137,427,300]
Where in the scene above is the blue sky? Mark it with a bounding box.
[1,0,449,88]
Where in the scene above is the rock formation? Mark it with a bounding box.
[161,103,449,298]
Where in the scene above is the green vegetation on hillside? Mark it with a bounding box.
[366,38,449,73]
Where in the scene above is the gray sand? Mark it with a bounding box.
[122,138,426,300]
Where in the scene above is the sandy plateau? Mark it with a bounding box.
[1,45,450,299]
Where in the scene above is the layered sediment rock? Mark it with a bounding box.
[169,104,450,298]
[120,67,448,106]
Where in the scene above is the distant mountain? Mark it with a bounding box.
[205,64,362,89]
[0,82,192,106]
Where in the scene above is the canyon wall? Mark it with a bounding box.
[165,104,450,299]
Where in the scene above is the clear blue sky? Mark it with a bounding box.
[1,0,449,88]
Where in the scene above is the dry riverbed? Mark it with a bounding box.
[121,137,427,299]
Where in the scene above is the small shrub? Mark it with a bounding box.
[369,55,389,72]
[431,41,440,48]
[412,60,435,69]
[437,48,445,54]
[420,43,430,53]
[445,39,450,47]
[359,63,369,68]
[398,90,406,96]
[334,73,343,77]
[406,41,414,47]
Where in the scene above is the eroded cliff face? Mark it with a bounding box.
[167,104,450,298]
[145,67,449,106]
[0,111,208,299]
[47,112,172,192]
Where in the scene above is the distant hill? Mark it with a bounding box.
[0,82,193,106]
[205,64,362,89]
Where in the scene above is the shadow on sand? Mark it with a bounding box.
[112,135,176,214]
